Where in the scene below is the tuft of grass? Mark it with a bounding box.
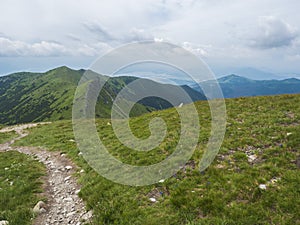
[14,94,300,224]
[0,151,46,225]
[0,131,18,144]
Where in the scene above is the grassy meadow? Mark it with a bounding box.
[7,94,300,224]
[0,151,46,225]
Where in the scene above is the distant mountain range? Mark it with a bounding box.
[230,67,281,80]
[191,74,300,98]
[0,66,205,125]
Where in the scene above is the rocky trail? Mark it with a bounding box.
[0,123,93,225]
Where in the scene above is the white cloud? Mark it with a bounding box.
[0,37,111,57]
[182,42,208,57]
[248,16,298,49]
[124,28,154,42]
[0,0,300,75]
[83,22,114,42]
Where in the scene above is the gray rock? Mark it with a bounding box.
[64,197,73,202]
[81,210,93,221]
[0,221,9,225]
[65,165,72,170]
[33,201,46,214]
[247,154,257,163]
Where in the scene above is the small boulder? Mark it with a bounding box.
[247,154,257,163]
[0,221,9,225]
[149,197,157,202]
[64,176,71,182]
[81,210,93,221]
[63,197,73,202]
[258,184,267,190]
[65,166,73,170]
[33,201,46,215]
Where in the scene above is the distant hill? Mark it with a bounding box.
[0,66,205,125]
[191,74,300,98]
[231,67,281,80]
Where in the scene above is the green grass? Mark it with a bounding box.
[14,94,300,224]
[0,151,46,225]
[0,131,18,144]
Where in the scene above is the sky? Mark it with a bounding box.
[0,0,300,79]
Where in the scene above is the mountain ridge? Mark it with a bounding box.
[0,66,205,125]
[190,74,300,98]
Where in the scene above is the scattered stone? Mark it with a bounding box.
[158,179,165,183]
[64,197,73,202]
[75,189,81,195]
[258,184,267,190]
[216,164,225,169]
[81,210,93,221]
[69,139,75,142]
[270,177,280,184]
[247,154,257,163]
[0,123,92,224]
[287,132,292,136]
[178,103,183,108]
[67,212,75,217]
[149,197,157,203]
[4,167,9,171]
[33,201,47,215]
[286,112,295,119]
[64,176,71,182]
[65,165,73,170]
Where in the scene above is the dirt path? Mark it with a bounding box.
[0,123,93,225]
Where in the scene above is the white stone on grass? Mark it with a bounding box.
[259,184,267,190]
[149,197,157,202]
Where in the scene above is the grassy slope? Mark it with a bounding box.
[14,94,300,224]
[0,67,205,125]
[0,67,83,124]
[0,151,46,225]
[0,131,18,144]
[0,67,151,124]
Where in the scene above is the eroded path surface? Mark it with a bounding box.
[0,123,92,225]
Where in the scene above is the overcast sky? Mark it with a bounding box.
[0,0,300,78]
